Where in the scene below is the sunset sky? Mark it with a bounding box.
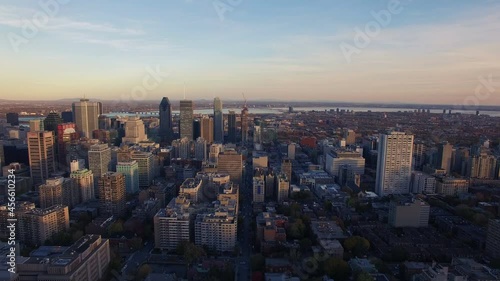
[0,0,499,104]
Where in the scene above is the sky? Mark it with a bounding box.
[0,0,499,105]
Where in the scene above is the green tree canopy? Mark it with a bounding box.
[324,258,351,281]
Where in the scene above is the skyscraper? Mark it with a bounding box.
[228,111,237,143]
[159,97,173,145]
[180,100,194,140]
[88,144,112,196]
[122,116,147,144]
[116,161,139,194]
[253,169,265,203]
[29,119,44,132]
[277,173,290,202]
[154,196,191,251]
[375,131,414,196]
[200,116,214,143]
[213,97,224,143]
[6,112,19,126]
[98,172,126,216]
[344,129,356,145]
[43,112,63,133]
[61,111,73,123]
[38,177,79,209]
[72,98,100,138]
[70,168,95,202]
[56,123,78,169]
[437,142,453,174]
[218,149,243,184]
[28,131,56,185]
[241,106,249,143]
[281,159,292,183]
[486,219,500,258]
[130,151,156,187]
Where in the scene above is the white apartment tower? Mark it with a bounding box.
[375,131,414,196]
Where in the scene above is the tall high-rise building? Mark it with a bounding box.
[209,143,223,164]
[200,116,214,143]
[265,170,276,200]
[130,151,156,187]
[159,97,173,145]
[61,111,73,123]
[154,196,191,250]
[98,172,126,216]
[38,177,79,209]
[281,159,292,183]
[43,112,63,133]
[193,118,201,140]
[287,143,296,160]
[241,106,249,143]
[344,129,356,145]
[88,144,112,196]
[194,137,208,161]
[486,219,500,258]
[29,119,44,132]
[28,131,56,185]
[116,161,139,194]
[195,196,237,252]
[122,116,147,144]
[277,173,290,202]
[437,142,453,174]
[253,169,265,203]
[56,123,78,169]
[6,112,19,126]
[213,97,224,143]
[98,115,111,130]
[468,153,497,179]
[228,111,237,143]
[413,141,426,170]
[70,168,95,202]
[172,137,192,159]
[0,140,4,174]
[72,98,100,138]
[180,100,194,140]
[375,131,414,196]
[17,205,69,246]
[218,149,243,184]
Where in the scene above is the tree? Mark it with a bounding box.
[356,271,374,281]
[299,238,312,252]
[251,254,265,271]
[324,258,351,281]
[288,219,306,239]
[137,264,151,280]
[324,200,333,212]
[344,236,370,257]
[108,220,124,236]
[391,246,409,262]
[183,242,206,267]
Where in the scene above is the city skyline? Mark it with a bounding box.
[0,1,499,104]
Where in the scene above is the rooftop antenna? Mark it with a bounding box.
[242,92,247,108]
[183,82,186,100]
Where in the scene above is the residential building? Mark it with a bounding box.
[376,131,414,196]
[154,196,191,251]
[98,172,126,216]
